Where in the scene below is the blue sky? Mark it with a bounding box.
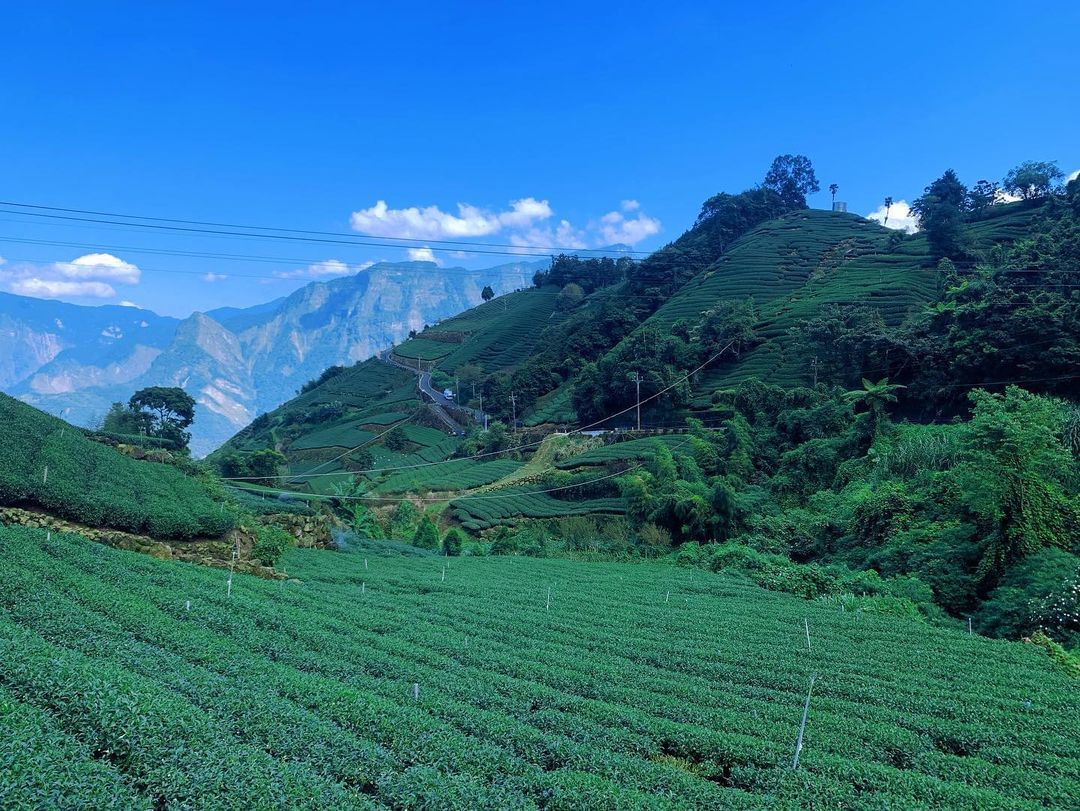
[0,1,1076,317]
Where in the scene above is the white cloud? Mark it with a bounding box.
[202,272,228,283]
[272,259,370,280]
[351,198,552,240]
[55,253,140,284]
[0,252,143,301]
[406,247,441,265]
[119,301,140,308]
[509,220,587,251]
[10,278,117,298]
[595,209,662,245]
[350,195,663,253]
[865,199,918,234]
[1068,169,1079,183]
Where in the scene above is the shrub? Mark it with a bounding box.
[251,524,294,567]
[442,528,467,556]
[412,516,440,550]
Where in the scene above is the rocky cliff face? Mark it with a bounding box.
[2,259,545,455]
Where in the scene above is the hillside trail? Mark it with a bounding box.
[473,432,591,493]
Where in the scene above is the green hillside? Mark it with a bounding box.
[0,394,235,539]
[4,525,1077,809]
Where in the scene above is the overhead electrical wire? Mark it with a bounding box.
[0,200,654,258]
[221,338,739,483]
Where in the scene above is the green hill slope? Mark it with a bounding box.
[3,526,1076,808]
[0,394,234,539]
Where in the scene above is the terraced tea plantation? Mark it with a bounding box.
[3,525,1075,809]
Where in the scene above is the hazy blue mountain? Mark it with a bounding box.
[2,258,547,455]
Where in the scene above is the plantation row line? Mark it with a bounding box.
[19,529,1080,807]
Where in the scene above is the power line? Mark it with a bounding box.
[221,339,738,483]
[0,201,654,258]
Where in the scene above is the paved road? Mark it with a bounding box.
[382,353,486,431]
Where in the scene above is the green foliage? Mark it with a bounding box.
[389,500,420,540]
[128,386,197,449]
[298,365,347,395]
[442,527,466,556]
[910,169,968,259]
[4,520,1080,807]
[762,153,820,211]
[350,503,380,539]
[411,515,440,550]
[975,548,1080,649]
[957,387,1078,578]
[0,395,234,539]
[382,426,410,452]
[1003,160,1064,201]
[251,524,294,566]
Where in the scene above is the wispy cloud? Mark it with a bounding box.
[272,259,371,280]
[202,272,228,283]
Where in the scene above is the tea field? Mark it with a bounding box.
[0,394,234,539]
[2,524,1076,809]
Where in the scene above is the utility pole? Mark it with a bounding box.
[510,392,517,432]
[455,375,459,402]
[632,372,641,431]
[811,355,819,387]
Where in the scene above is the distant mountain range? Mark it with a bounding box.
[0,258,547,455]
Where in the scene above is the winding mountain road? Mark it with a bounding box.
[382,353,486,433]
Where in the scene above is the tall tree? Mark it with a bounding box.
[843,377,905,438]
[910,169,968,259]
[128,386,196,448]
[967,180,999,216]
[481,285,495,302]
[883,196,893,226]
[763,154,820,211]
[1003,161,1064,201]
[829,183,838,205]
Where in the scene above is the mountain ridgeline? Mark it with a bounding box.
[1,258,545,454]
[217,158,1080,649]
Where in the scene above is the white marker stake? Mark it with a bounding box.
[185,600,191,612]
[361,581,366,595]
[546,586,552,611]
[792,673,817,769]
[412,683,420,701]
[968,617,972,635]
[46,530,51,542]
[42,465,48,485]
[804,618,812,652]
[364,558,368,570]
[665,590,670,604]
[441,566,446,582]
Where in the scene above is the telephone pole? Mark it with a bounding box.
[810,355,819,387]
[509,392,517,432]
[632,372,641,431]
